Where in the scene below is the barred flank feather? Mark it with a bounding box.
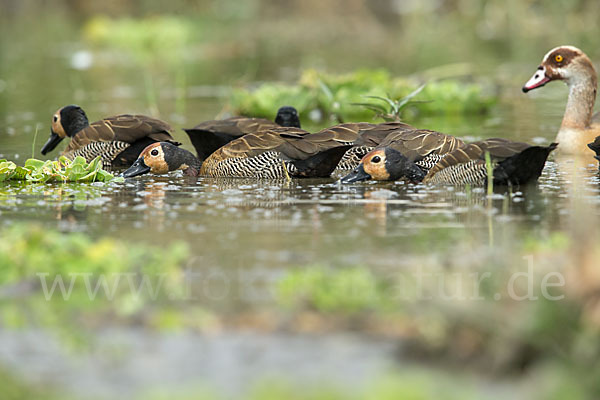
[335,146,374,172]
[423,139,556,185]
[425,160,494,185]
[415,153,444,171]
[202,152,298,178]
[64,141,130,170]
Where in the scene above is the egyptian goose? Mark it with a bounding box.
[523,46,599,155]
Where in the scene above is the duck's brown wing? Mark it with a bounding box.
[351,122,416,146]
[307,122,377,144]
[66,114,176,152]
[424,138,531,180]
[213,127,310,160]
[188,117,278,136]
[379,129,465,162]
[184,117,280,162]
[274,123,406,160]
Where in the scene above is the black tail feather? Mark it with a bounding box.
[494,143,558,185]
[291,145,353,178]
[183,129,243,162]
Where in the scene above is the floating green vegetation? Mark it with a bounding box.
[229,69,496,123]
[0,156,122,183]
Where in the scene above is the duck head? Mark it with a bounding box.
[122,142,200,178]
[41,105,89,155]
[523,46,597,93]
[274,106,301,128]
[340,147,426,183]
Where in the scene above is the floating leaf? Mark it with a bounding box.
[24,159,45,169]
[1,156,122,184]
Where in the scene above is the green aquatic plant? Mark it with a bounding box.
[0,156,122,183]
[351,84,428,121]
[229,69,496,123]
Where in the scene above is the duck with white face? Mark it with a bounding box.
[523,46,599,156]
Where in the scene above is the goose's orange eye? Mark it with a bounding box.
[555,55,563,63]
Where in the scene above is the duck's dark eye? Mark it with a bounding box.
[53,116,58,123]
[371,156,381,163]
[150,149,159,156]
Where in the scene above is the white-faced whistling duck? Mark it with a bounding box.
[41,105,180,169]
[342,138,557,186]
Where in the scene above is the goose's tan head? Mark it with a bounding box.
[523,46,597,92]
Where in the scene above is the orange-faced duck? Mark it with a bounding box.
[340,129,464,183]
[342,138,558,186]
[523,46,599,156]
[41,105,179,169]
[122,142,202,178]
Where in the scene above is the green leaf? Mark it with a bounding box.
[395,83,427,110]
[24,159,46,169]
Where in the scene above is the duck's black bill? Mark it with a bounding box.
[122,158,151,178]
[41,132,63,155]
[340,164,371,184]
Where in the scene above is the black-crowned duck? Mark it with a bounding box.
[523,46,599,155]
[183,106,300,163]
[41,105,179,169]
[343,138,557,185]
[340,129,464,183]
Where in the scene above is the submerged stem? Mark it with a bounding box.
[485,151,493,197]
[31,124,40,159]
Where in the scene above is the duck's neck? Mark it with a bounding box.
[561,73,597,130]
[179,151,203,177]
[164,145,203,176]
[183,164,202,177]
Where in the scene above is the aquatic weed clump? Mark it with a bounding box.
[230,68,496,123]
[0,156,122,183]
